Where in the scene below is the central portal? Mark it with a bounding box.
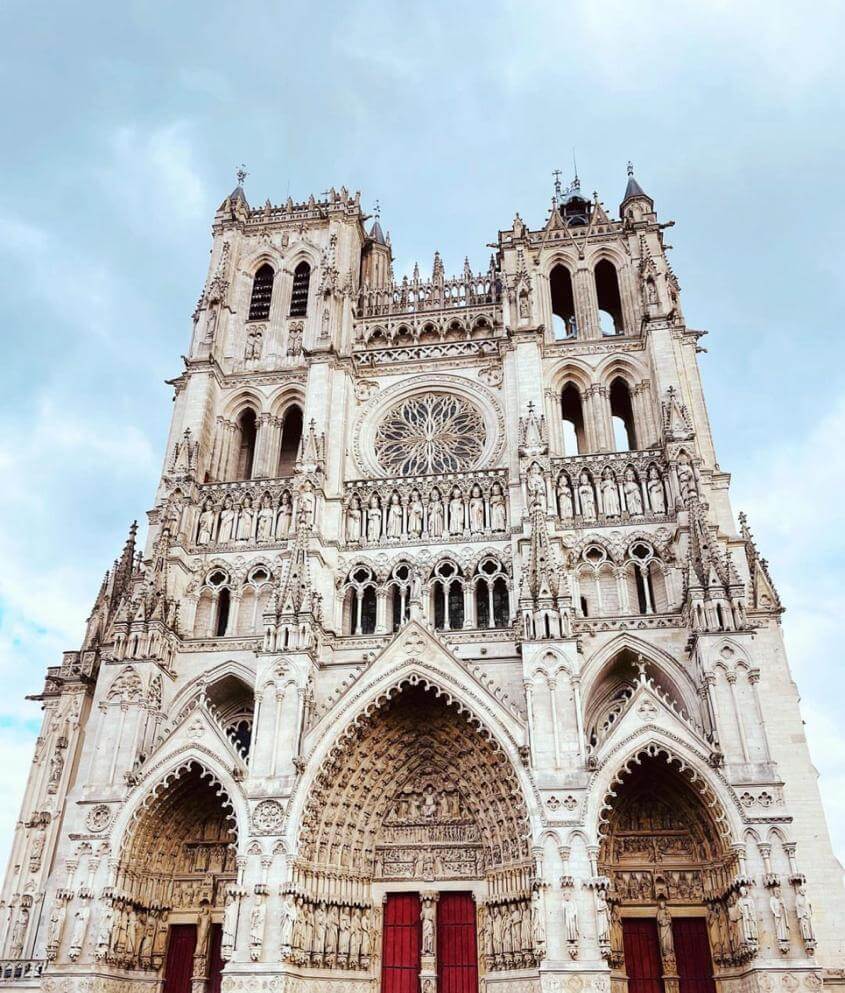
[381,892,478,993]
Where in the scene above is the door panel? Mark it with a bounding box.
[437,892,478,993]
[623,919,664,993]
[382,893,422,993]
[673,918,716,993]
[208,922,224,993]
[163,924,197,993]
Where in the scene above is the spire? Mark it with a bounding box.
[276,519,313,618]
[432,251,445,284]
[621,161,653,209]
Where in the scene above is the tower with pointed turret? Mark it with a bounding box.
[1,169,842,993]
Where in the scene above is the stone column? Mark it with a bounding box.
[419,892,438,993]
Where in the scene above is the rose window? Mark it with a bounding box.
[374,393,487,475]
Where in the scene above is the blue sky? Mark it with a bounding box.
[1,0,844,866]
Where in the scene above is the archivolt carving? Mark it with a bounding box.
[294,685,532,904]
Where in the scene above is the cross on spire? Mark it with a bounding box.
[627,160,635,177]
[235,164,248,187]
[552,169,563,199]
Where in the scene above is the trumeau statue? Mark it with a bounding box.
[4,171,844,993]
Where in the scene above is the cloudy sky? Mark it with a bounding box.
[1,0,844,867]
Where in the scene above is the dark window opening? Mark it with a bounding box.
[550,265,576,339]
[580,595,589,617]
[561,383,586,454]
[595,260,624,335]
[230,719,252,757]
[448,584,464,630]
[492,577,509,627]
[360,587,377,634]
[277,405,303,476]
[248,263,275,321]
[235,408,257,480]
[215,588,231,636]
[476,581,490,628]
[610,378,637,451]
[289,261,311,317]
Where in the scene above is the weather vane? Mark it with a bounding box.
[236,164,248,186]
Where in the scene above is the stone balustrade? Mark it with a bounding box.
[0,960,44,983]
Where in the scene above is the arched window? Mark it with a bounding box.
[248,263,275,321]
[215,588,231,636]
[561,382,586,454]
[389,564,411,632]
[475,560,510,629]
[289,261,311,317]
[610,377,637,451]
[550,265,576,339]
[432,562,464,631]
[345,567,377,635]
[235,408,257,480]
[595,260,624,335]
[277,405,303,476]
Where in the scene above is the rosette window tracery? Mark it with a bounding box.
[374,393,487,476]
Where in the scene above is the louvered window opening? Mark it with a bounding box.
[248,264,274,321]
[289,262,311,317]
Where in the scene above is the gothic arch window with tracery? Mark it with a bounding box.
[373,393,487,476]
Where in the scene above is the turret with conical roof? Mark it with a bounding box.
[620,161,655,224]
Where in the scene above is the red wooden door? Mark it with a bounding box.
[208,923,224,993]
[673,918,716,993]
[382,893,422,993]
[623,919,664,993]
[163,924,197,993]
[437,892,478,993]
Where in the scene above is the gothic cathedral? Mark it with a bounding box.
[2,170,843,993]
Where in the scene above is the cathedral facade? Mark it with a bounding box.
[2,169,843,993]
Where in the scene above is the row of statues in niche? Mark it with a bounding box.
[93,899,169,970]
[479,893,545,970]
[346,482,508,544]
[229,891,372,969]
[196,485,315,546]
[528,463,669,520]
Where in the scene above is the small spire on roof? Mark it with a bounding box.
[622,161,652,205]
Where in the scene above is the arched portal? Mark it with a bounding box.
[598,752,739,990]
[107,762,238,988]
[293,685,539,976]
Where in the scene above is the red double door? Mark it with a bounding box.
[163,923,224,993]
[382,893,478,993]
[623,918,715,993]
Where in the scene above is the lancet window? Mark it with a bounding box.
[248,263,275,321]
[289,261,311,317]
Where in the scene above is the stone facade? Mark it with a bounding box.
[1,168,843,993]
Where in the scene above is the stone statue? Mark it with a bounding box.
[531,891,546,959]
[578,472,596,519]
[236,495,254,541]
[623,467,644,515]
[197,499,215,545]
[421,900,435,955]
[677,456,695,501]
[360,909,371,960]
[138,915,155,968]
[600,468,621,516]
[350,906,363,963]
[287,324,303,357]
[769,887,789,948]
[656,899,675,963]
[324,903,338,965]
[338,905,351,962]
[469,484,485,533]
[48,745,65,792]
[276,492,293,538]
[346,496,362,542]
[557,475,574,519]
[408,490,424,536]
[366,495,382,541]
[68,903,90,962]
[249,895,266,962]
[95,903,114,960]
[196,904,212,960]
[526,463,547,513]
[737,886,758,945]
[449,487,465,534]
[490,482,507,531]
[46,900,67,960]
[10,904,30,958]
[428,488,444,538]
[299,482,316,527]
[386,492,404,539]
[563,890,579,945]
[795,885,815,947]
[646,466,664,512]
[595,890,610,946]
[218,495,236,542]
[28,831,45,872]
[314,903,327,963]
[256,494,274,541]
